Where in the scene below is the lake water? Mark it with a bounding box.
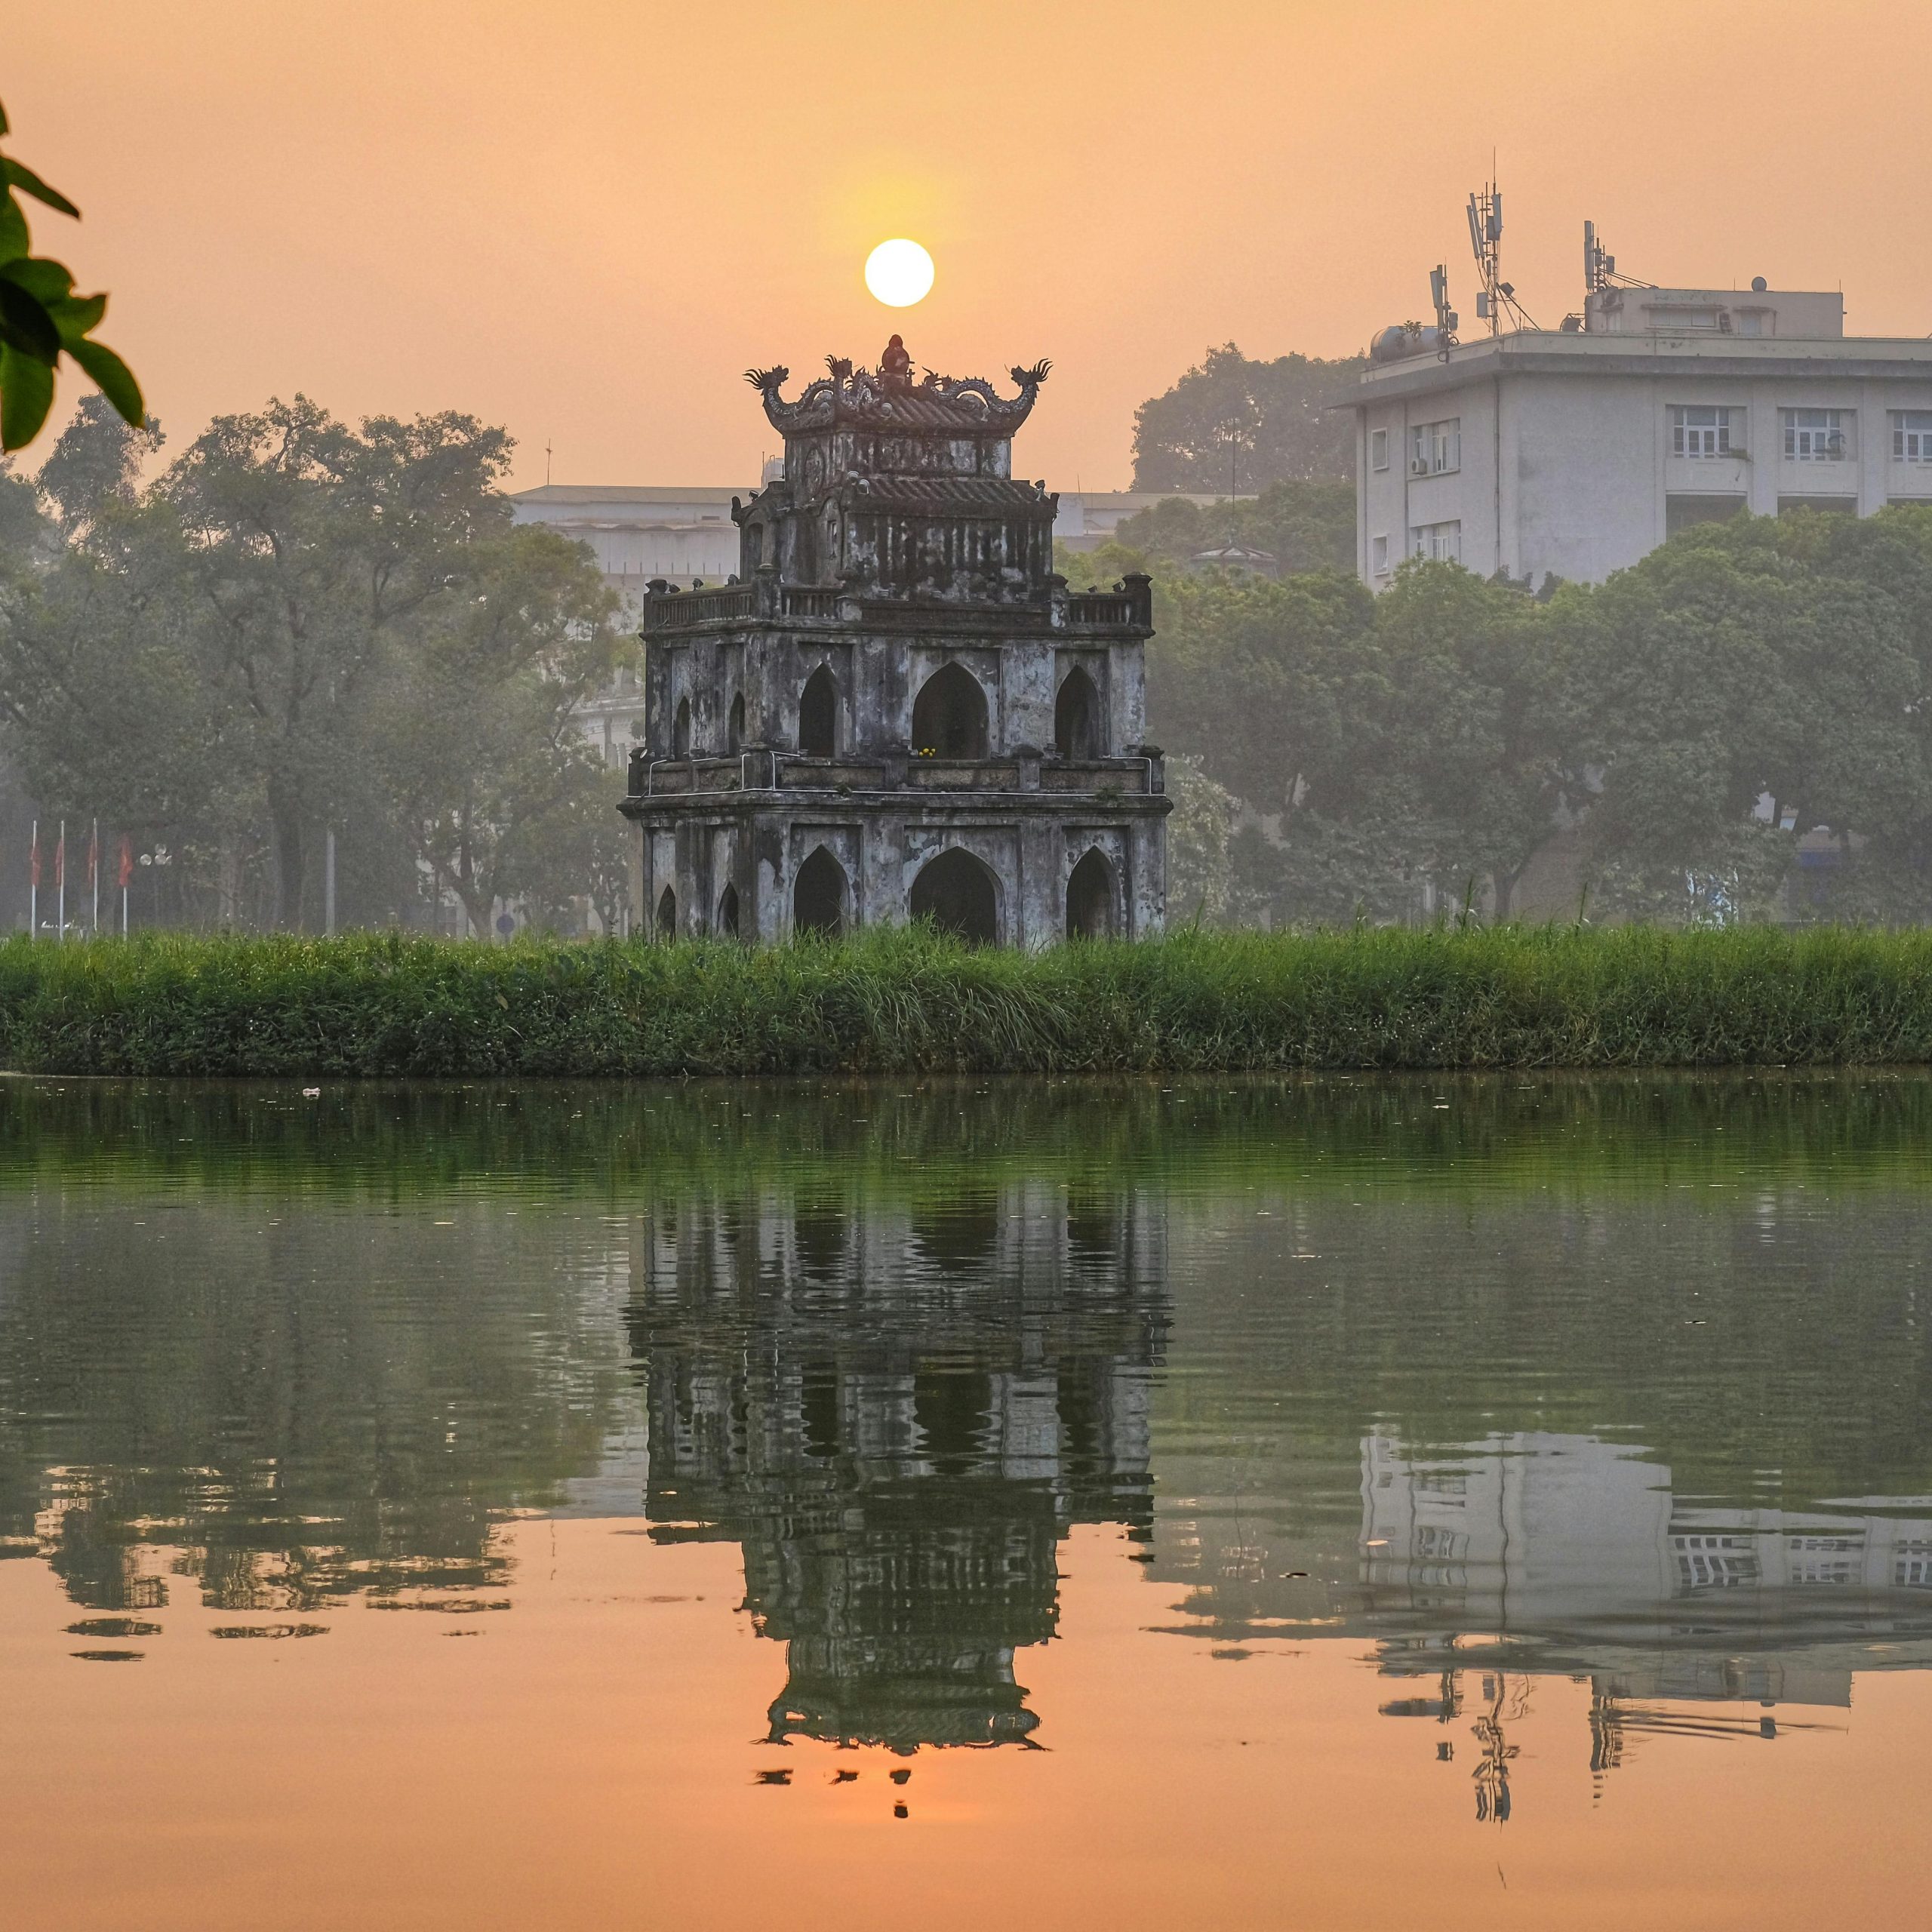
[2,1073,1929,1930]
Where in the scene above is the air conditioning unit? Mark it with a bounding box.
[1411,458,1432,476]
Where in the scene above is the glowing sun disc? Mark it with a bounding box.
[865,238,934,308]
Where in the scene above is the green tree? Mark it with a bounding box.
[1558,513,1930,918]
[1112,478,1355,576]
[372,523,623,937]
[1131,343,1365,490]
[163,398,518,926]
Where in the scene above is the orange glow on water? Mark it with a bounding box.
[5,1518,1929,1931]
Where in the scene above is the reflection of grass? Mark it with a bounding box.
[2,1066,1929,1206]
[3,923,1932,1076]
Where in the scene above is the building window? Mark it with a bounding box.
[1671,404,1738,458]
[1411,520,1460,564]
[1783,408,1852,461]
[1370,427,1389,472]
[1371,534,1390,575]
[1411,418,1460,475]
[1894,411,1932,463]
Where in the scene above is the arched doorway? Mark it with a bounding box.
[1054,666,1101,758]
[792,845,846,937]
[656,885,678,938]
[798,666,837,758]
[672,697,692,757]
[911,663,989,758]
[910,848,998,944]
[717,882,740,938]
[727,692,746,754]
[1066,848,1115,939]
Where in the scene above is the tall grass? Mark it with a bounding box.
[0,922,1929,1077]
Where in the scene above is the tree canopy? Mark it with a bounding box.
[0,395,629,934]
[1131,343,1365,491]
[1123,506,1932,928]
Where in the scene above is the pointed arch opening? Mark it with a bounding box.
[727,691,746,755]
[910,847,998,945]
[717,882,740,938]
[672,696,692,758]
[1066,848,1116,940]
[656,884,678,939]
[792,845,846,937]
[1054,666,1102,759]
[798,666,837,758]
[911,662,989,759]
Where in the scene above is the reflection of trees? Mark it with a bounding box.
[625,1180,1168,1752]
[0,1203,635,1614]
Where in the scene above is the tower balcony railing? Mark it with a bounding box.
[627,747,1166,799]
[636,574,1155,636]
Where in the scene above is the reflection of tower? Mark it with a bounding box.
[625,1180,1168,1752]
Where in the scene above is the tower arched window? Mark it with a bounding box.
[910,847,999,944]
[799,666,837,758]
[793,845,847,936]
[1054,666,1102,759]
[728,691,746,754]
[911,663,989,759]
[672,697,692,758]
[1066,848,1116,940]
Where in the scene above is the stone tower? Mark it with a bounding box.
[620,341,1169,944]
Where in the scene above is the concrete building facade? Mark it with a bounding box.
[1345,284,1932,590]
[617,343,1171,946]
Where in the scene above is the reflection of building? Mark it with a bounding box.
[617,343,1170,946]
[1359,1429,1932,1703]
[624,1180,1168,1751]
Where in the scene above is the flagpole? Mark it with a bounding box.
[56,820,65,943]
[91,819,100,937]
[28,818,36,938]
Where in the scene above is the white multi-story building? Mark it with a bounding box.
[1344,279,1932,590]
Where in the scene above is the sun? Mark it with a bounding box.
[864,238,934,308]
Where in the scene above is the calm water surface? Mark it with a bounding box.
[2,1073,1929,1929]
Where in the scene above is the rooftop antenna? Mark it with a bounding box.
[1467,179,1540,334]
[545,438,554,486]
[1429,263,1459,361]
[1580,222,1654,331]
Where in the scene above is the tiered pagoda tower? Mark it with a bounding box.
[620,340,1170,944]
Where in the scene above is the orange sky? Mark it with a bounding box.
[17,1,1932,492]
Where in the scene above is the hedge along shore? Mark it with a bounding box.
[0,924,1930,1078]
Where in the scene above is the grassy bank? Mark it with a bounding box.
[1,923,1930,1077]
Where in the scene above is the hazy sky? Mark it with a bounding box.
[19,1,1932,492]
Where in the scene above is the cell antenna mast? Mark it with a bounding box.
[1429,263,1459,361]
[1466,180,1538,334]
[1581,220,1654,331]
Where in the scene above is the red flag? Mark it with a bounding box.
[88,823,98,888]
[28,823,38,890]
[52,829,63,889]
[118,836,133,889]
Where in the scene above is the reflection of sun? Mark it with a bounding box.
[864,238,934,308]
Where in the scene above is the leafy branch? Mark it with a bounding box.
[0,98,142,451]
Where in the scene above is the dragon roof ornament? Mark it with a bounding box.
[743,343,1052,437]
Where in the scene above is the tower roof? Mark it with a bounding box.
[745,343,1051,438]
